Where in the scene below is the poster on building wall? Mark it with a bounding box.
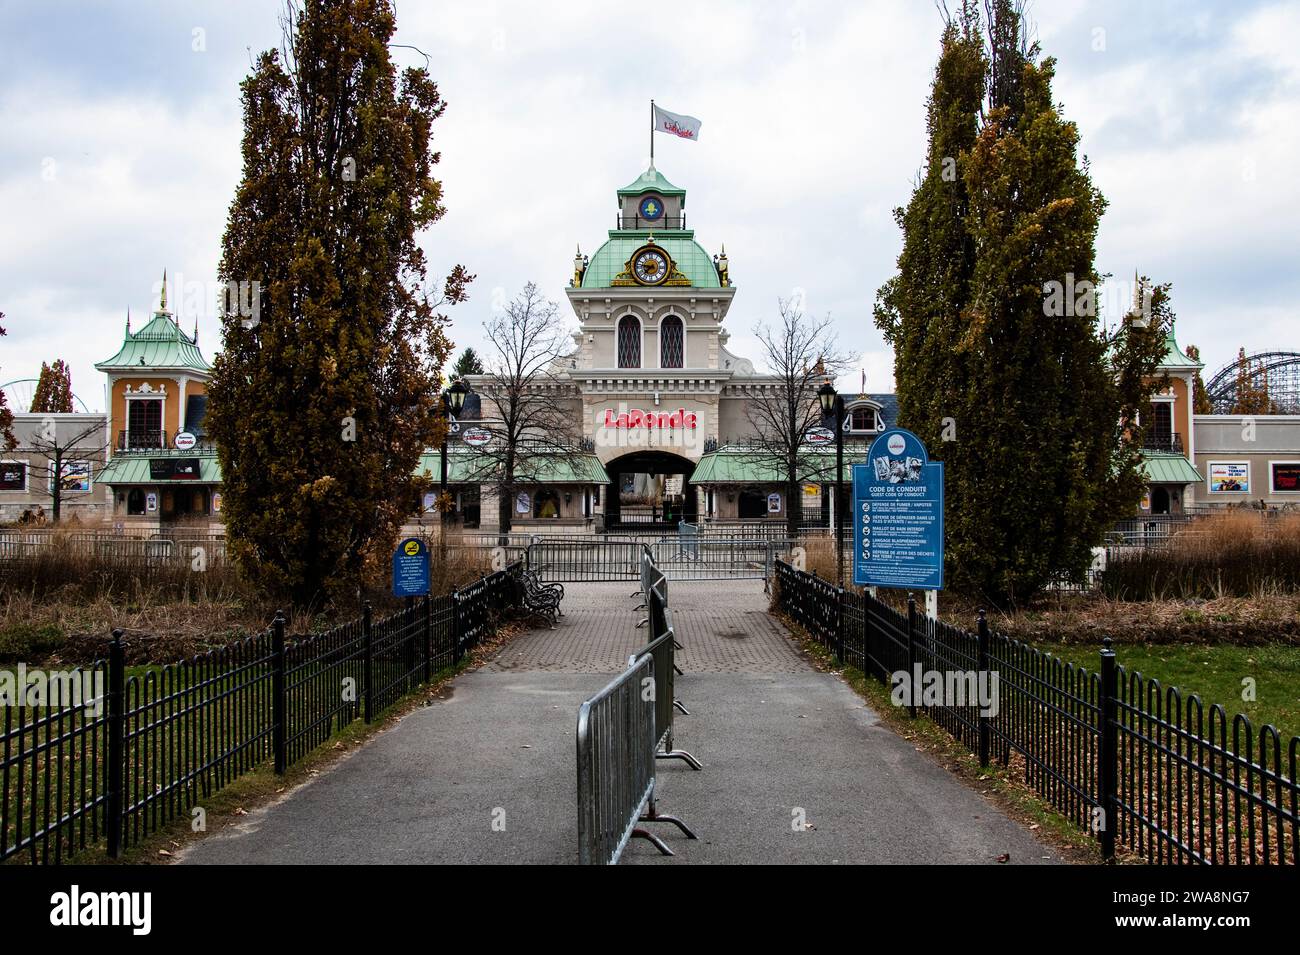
[1271,462,1300,493]
[1208,462,1250,493]
[0,462,26,491]
[145,492,158,512]
[54,461,91,492]
[212,493,222,513]
[516,491,531,514]
[767,492,782,514]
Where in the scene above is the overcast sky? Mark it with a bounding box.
[2,0,1297,412]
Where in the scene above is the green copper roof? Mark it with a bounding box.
[617,166,686,199]
[96,312,212,373]
[1140,450,1202,485]
[691,447,853,483]
[418,449,608,484]
[1159,322,1203,370]
[581,236,721,289]
[97,451,222,485]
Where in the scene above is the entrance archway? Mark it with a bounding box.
[604,449,696,528]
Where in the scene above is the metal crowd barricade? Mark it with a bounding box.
[526,537,647,582]
[676,520,700,560]
[639,585,700,770]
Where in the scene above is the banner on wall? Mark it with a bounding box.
[516,491,531,514]
[1271,462,1300,492]
[1208,462,1250,493]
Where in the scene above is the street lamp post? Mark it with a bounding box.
[817,382,846,587]
[440,380,468,550]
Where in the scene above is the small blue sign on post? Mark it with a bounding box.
[392,537,431,597]
[852,428,944,591]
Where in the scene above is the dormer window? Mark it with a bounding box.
[848,405,881,433]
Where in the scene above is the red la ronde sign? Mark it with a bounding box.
[602,407,698,430]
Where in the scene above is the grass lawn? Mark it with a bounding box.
[1034,640,1300,742]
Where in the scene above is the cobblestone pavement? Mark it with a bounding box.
[487,580,808,674]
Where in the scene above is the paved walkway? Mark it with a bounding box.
[180,582,1061,865]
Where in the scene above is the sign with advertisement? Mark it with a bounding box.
[1208,461,1250,494]
[212,492,222,514]
[767,492,782,514]
[515,491,531,514]
[145,492,158,512]
[853,428,944,591]
[149,458,201,481]
[461,426,491,447]
[54,461,91,493]
[174,431,197,450]
[0,462,26,491]
[803,427,834,447]
[601,407,698,430]
[391,537,430,597]
[1270,461,1300,493]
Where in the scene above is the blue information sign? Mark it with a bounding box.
[392,537,431,597]
[852,428,944,590]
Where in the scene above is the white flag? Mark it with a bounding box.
[652,104,701,141]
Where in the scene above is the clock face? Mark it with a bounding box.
[633,248,670,285]
[639,195,663,220]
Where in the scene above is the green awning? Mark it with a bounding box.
[1141,450,1203,484]
[691,447,852,484]
[97,452,222,485]
[417,449,607,484]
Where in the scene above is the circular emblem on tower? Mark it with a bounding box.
[638,195,663,221]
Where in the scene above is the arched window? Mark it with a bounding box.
[660,316,684,368]
[617,315,641,368]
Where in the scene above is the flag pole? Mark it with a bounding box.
[650,99,654,166]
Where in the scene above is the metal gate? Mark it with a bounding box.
[526,535,797,584]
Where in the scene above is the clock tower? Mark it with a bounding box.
[565,164,751,526]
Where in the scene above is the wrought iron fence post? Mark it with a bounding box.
[1099,636,1118,861]
[833,587,845,665]
[977,609,990,768]
[362,602,373,724]
[272,610,287,774]
[451,588,463,665]
[106,629,125,859]
[422,594,432,683]
[906,595,917,718]
[861,589,872,681]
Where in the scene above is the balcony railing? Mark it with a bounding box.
[116,430,212,452]
[1142,431,1184,453]
[616,214,687,230]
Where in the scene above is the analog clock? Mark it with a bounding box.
[638,195,663,221]
[633,247,670,285]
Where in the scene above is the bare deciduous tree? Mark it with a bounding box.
[464,282,586,534]
[741,299,853,539]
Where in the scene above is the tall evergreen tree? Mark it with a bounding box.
[207,0,468,608]
[1184,344,1213,414]
[30,360,74,414]
[452,346,484,379]
[876,1,1166,604]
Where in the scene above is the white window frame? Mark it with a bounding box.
[124,391,167,446]
[1206,460,1251,495]
[1267,459,1300,494]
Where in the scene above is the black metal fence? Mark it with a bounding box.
[1,563,523,864]
[774,560,1299,865]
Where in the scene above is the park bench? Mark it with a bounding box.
[520,569,564,626]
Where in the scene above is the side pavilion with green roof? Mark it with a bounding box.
[93,274,223,529]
